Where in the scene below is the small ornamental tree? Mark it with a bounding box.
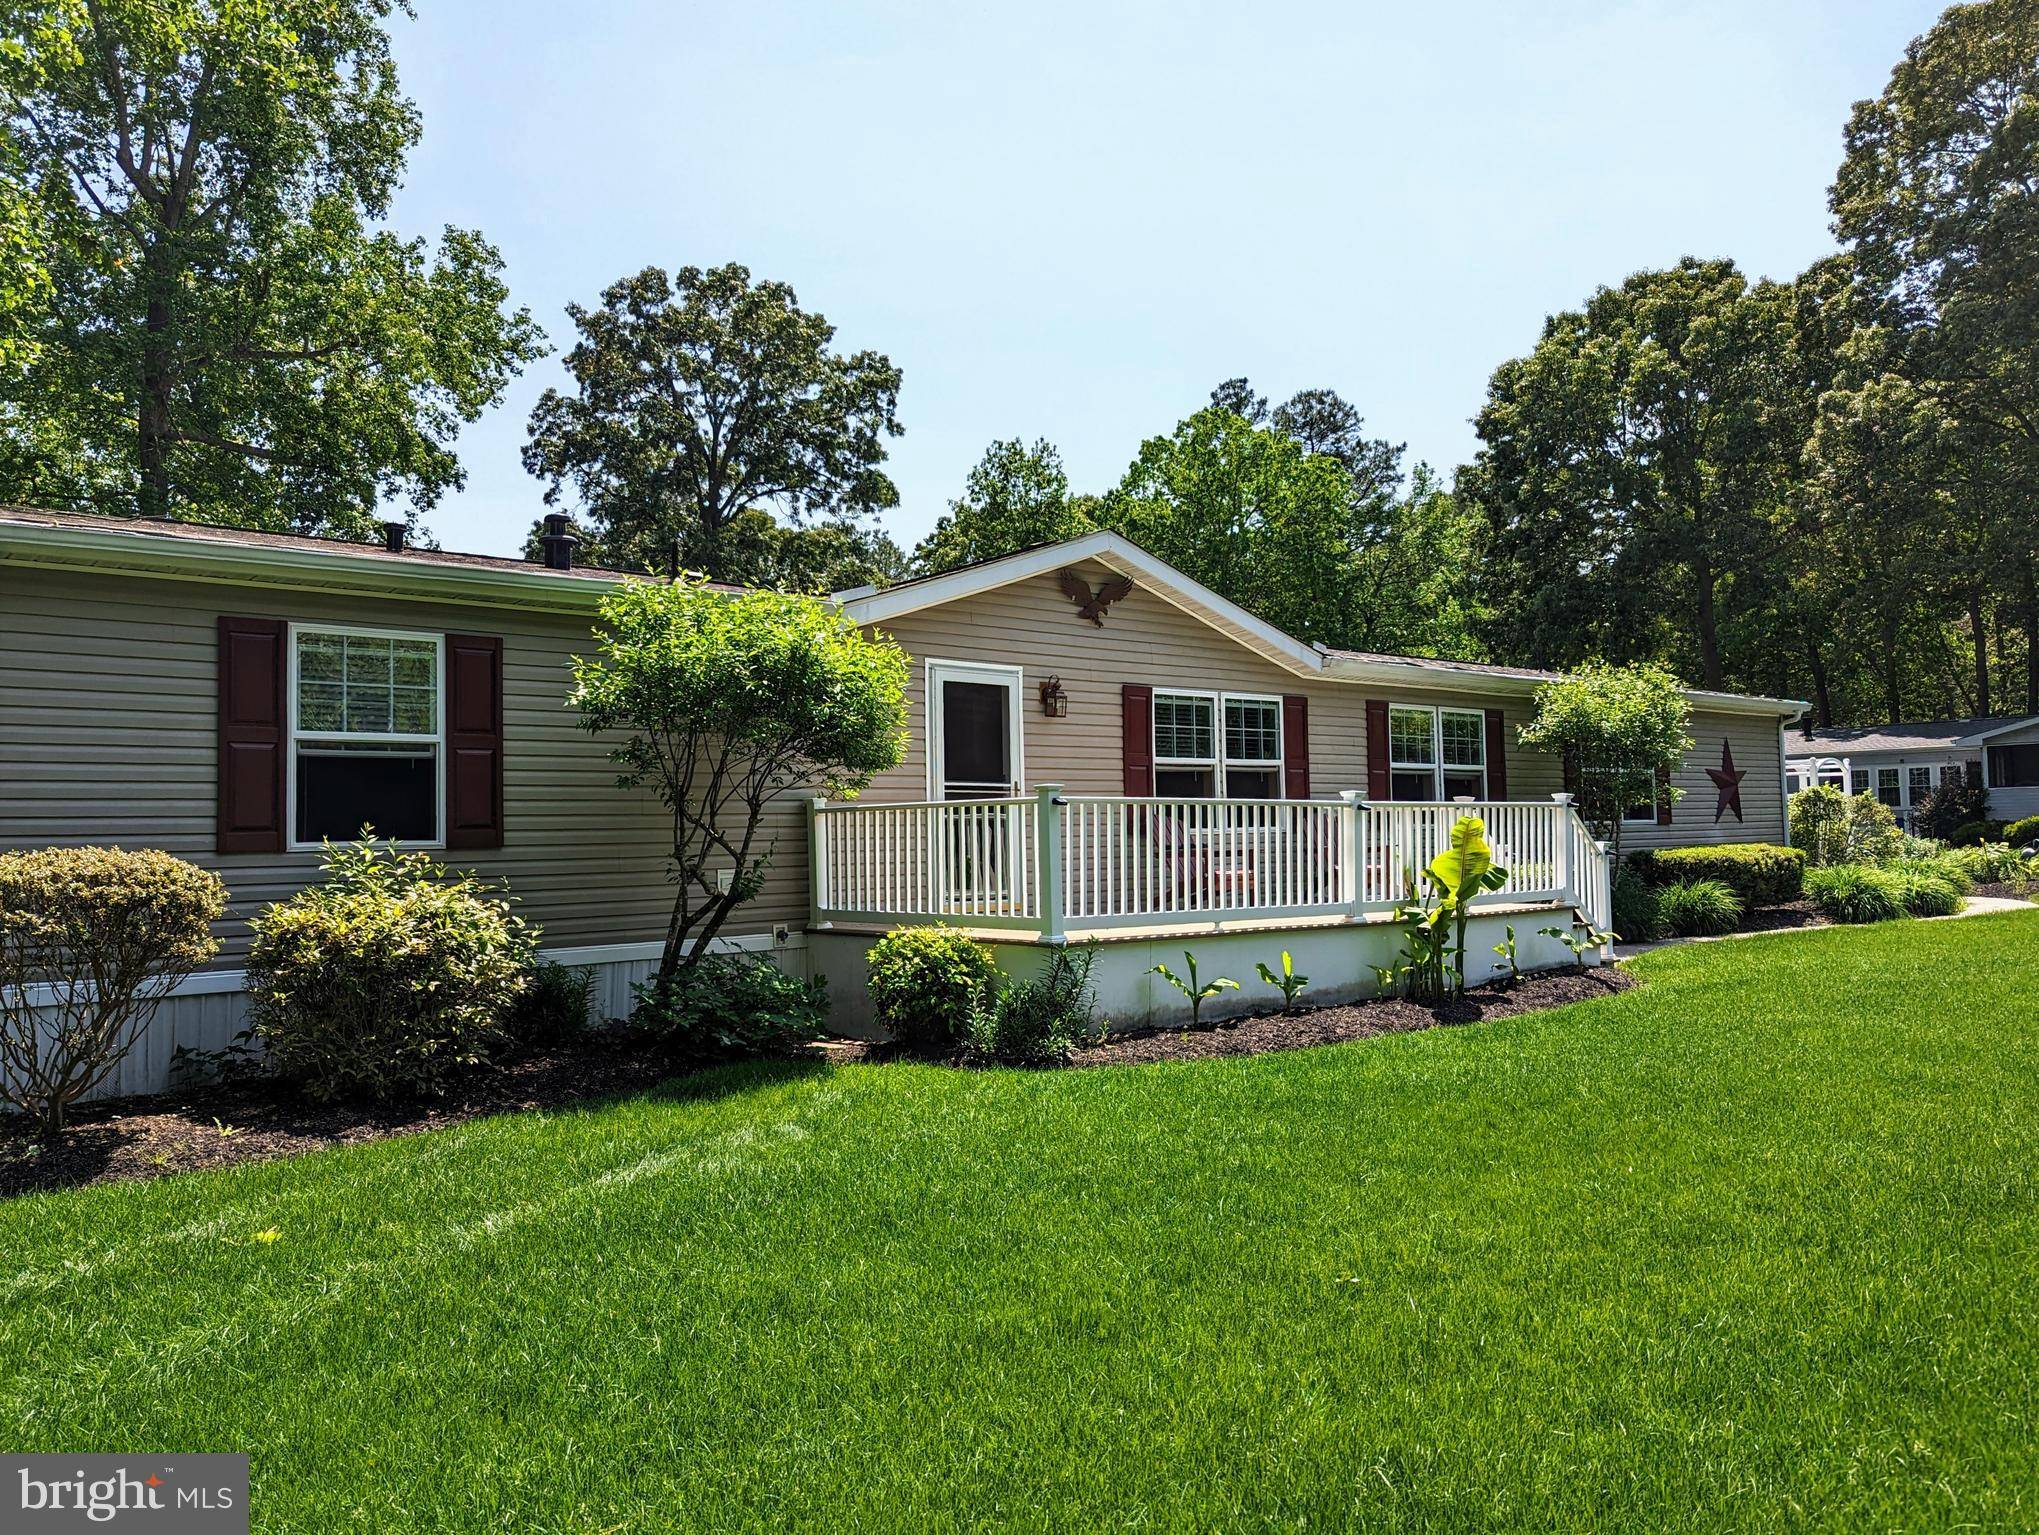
[1520,662,1693,861]
[572,578,909,984]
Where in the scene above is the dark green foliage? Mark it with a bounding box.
[1629,844,1806,907]
[629,954,825,1057]
[507,961,597,1048]
[867,927,997,1050]
[1947,821,1992,847]
[1805,864,1907,924]
[0,846,228,1131]
[965,946,1099,1064]
[912,439,1094,575]
[1654,879,1744,938]
[247,841,538,1102]
[2005,816,2039,848]
[1915,764,1990,841]
[1611,869,1665,943]
[1887,869,1962,918]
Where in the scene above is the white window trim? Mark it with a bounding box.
[287,621,447,851]
[1386,704,1488,801]
[924,658,1025,800]
[1151,689,1285,798]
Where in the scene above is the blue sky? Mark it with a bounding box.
[388,0,1943,557]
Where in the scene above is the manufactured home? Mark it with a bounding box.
[0,508,1809,1092]
[1785,716,2039,830]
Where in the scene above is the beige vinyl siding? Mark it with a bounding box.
[1620,708,1790,851]
[0,567,806,965]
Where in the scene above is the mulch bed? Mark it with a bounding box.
[1973,881,2036,902]
[1729,899,1830,935]
[5,968,1641,1200]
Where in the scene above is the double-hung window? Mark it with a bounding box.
[290,625,444,847]
[1152,691,1284,798]
[1875,766,1901,810]
[1386,705,1488,801]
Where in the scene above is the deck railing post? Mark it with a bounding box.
[807,795,831,928]
[1339,790,1367,919]
[1034,783,1066,943]
[1551,792,1575,907]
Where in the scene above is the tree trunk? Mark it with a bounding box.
[1970,586,1991,719]
[2024,557,2039,715]
[1806,634,1834,727]
[1880,611,1904,723]
[137,244,175,518]
[1693,555,1724,690]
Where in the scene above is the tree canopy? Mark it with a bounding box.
[911,438,1093,575]
[0,0,542,532]
[1519,662,1693,859]
[524,263,903,584]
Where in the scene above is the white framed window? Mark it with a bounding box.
[1850,767,1871,797]
[1907,765,1933,805]
[1875,766,1901,810]
[1153,691,1283,798]
[1386,704,1487,801]
[1584,762,1661,825]
[288,624,445,848]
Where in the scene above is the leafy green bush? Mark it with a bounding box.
[631,954,825,1055]
[2005,815,2039,848]
[1790,787,1903,865]
[1887,868,1963,917]
[1629,843,1804,906]
[1804,864,1906,924]
[1947,841,2033,883]
[867,926,997,1050]
[966,946,1098,1064]
[247,841,538,1102]
[1915,762,1989,840]
[1946,820,1992,847]
[1610,869,1664,943]
[507,960,597,1047]
[0,847,229,1132]
[1883,854,1972,895]
[1653,879,1744,937]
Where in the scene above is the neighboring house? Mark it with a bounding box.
[0,509,1807,1090]
[1785,716,2039,830]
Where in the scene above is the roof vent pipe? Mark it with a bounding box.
[381,520,406,554]
[539,512,578,571]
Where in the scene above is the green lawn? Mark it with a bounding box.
[4,914,2036,1532]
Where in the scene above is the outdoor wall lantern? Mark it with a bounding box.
[1039,675,1069,717]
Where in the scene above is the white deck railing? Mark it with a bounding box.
[810,787,1615,940]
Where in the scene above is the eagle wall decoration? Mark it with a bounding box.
[1058,569,1134,626]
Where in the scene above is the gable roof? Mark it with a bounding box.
[1785,715,2039,757]
[837,529,1807,717]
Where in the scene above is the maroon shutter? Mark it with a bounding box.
[445,634,505,849]
[217,617,286,853]
[1364,699,1390,799]
[1484,708,1508,799]
[1655,763,1675,825]
[1121,685,1154,795]
[1281,695,1310,799]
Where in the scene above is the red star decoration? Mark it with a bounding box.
[1707,739,1746,822]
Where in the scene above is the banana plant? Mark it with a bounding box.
[1254,949,1308,1013]
[1149,950,1238,1030]
[1419,816,1511,999]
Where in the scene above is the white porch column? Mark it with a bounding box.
[806,795,831,929]
[1551,791,1575,905]
[1339,790,1367,919]
[1034,783,1066,943]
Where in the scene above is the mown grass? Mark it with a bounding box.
[4,913,2036,1532]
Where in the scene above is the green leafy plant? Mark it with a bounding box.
[1491,925,1521,984]
[867,926,997,1051]
[247,840,538,1102]
[1254,950,1309,1013]
[1946,820,1992,847]
[1149,951,1238,1030]
[0,848,228,1134]
[631,953,826,1056]
[966,946,1099,1064]
[1790,786,1905,866]
[1611,869,1664,943]
[1654,879,1744,938]
[1888,868,1963,917]
[1538,921,1614,970]
[507,961,598,1048]
[1387,815,1512,1002]
[1914,763,1990,841]
[2005,815,2039,849]
[1804,864,1906,924]
[1519,662,1693,860]
[1946,841,2032,884]
[1628,844,1804,907]
[1883,854,1973,895]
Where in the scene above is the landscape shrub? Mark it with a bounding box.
[867,926,997,1050]
[1804,864,1906,924]
[1914,763,1989,840]
[966,946,1099,1064]
[1789,787,1903,865]
[1653,879,1743,937]
[1946,820,1992,847]
[1947,841,2033,884]
[631,953,825,1055]
[507,960,598,1047]
[1883,854,1972,895]
[2005,814,2039,848]
[1610,869,1664,943]
[1887,868,1963,917]
[0,847,228,1133]
[1629,843,1803,906]
[247,840,537,1102]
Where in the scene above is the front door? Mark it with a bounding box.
[930,662,1022,801]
